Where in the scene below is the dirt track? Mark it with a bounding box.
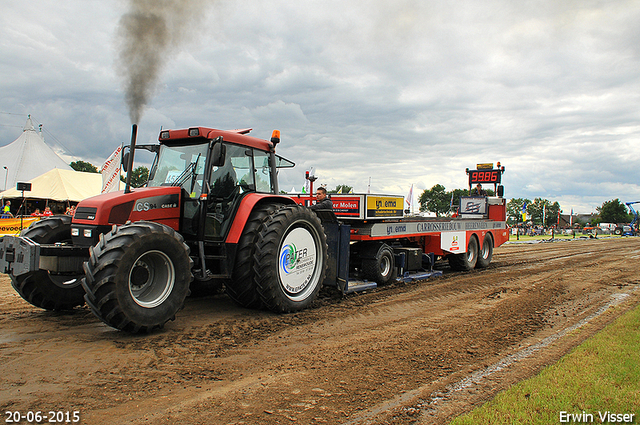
[1,237,639,424]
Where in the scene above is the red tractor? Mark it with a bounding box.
[1,126,328,332]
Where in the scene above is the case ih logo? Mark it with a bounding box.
[464,201,482,213]
[134,194,179,212]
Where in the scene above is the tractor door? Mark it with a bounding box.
[146,141,209,238]
[204,144,270,240]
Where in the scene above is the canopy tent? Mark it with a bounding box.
[1,168,102,202]
[0,116,72,192]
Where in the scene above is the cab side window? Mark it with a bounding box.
[253,150,272,193]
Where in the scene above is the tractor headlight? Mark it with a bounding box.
[71,228,79,237]
[83,229,92,238]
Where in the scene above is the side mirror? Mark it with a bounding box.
[122,152,130,172]
[211,141,226,167]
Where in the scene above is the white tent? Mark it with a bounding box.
[0,116,72,192]
[1,168,102,202]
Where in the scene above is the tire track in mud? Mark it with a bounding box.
[101,240,638,424]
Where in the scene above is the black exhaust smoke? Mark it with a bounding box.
[124,124,138,194]
[116,0,211,124]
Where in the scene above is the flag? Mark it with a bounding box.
[348,187,353,194]
[570,208,573,226]
[521,202,527,222]
[101,144,123,193]
[337,187,343,194]
[406,184,413,208]
[448,191,454,210]
[304,173,310,194]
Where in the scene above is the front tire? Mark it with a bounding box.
[82,221,192,333]
[10,216,85,310]
[254,205,328,313]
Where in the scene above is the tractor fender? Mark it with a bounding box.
[226,194,296,244]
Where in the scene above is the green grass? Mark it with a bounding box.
[450,303,640,424]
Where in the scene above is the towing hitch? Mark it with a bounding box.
[0,236,89,276]
[0,236,40,276]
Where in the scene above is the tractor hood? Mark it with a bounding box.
[72,186,182,230]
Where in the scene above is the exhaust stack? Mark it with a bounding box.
[124,124,137,194]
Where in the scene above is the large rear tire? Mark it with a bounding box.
[10,216,85,310]
[254,205,328,313]
[226,203,280,308]
[448,235,479,271]
[361,243,395,284]
[475,233,493,269]
[82,221,192,333]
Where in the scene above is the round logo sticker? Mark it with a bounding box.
[278,227,318,296]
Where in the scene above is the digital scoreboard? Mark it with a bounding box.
[468,169,501,185]
[466,163,505,187]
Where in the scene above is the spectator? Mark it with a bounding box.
[471,184,487,196]
[2,201,13,218]
[43,206,53,216]
[309,187,333,210]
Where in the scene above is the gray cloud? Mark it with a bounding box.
[1,0,639,213]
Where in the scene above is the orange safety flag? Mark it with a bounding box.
[101,144,123,193]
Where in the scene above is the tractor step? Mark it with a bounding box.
[344,279,377,294]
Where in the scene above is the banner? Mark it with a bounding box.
[0,217,40,236]
[101,144,123,193]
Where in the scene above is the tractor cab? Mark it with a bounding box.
[149,128,294,243]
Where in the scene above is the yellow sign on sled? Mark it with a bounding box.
[0,218,40,236]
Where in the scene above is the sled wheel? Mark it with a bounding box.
[226,203,281,308]
[362,243,395,284]
[254,205,328,313]
[448,235,479,271]
[476,233,493,269]
[82,221,192,333]
[10,216,85,310]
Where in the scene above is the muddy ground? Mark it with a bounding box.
[1,237,639,424]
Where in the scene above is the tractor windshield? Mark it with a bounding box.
[147,142,208,197]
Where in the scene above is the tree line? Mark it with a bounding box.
[417,183,634,227]
[70,160,148,188]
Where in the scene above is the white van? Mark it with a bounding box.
[598,223,616,233]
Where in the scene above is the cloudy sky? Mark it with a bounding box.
[1,0,639,214]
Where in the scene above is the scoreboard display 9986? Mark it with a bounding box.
[468,169,501,185]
